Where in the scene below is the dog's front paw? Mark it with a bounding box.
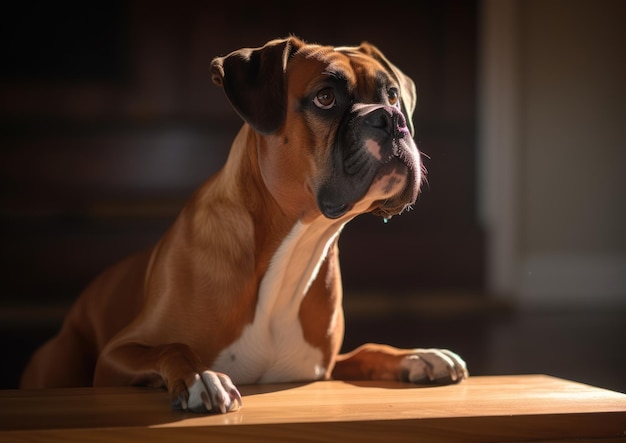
[172,371,242,414]
[401,349,468,385]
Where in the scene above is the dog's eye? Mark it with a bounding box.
[314,88,336,109]
[388,88,399,106]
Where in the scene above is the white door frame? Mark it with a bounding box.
[477,0,522,301]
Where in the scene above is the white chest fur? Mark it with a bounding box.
[211,219,345,384]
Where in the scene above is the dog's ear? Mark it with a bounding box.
[357,43,417,136]
[210,37,304,135]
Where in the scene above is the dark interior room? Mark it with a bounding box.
[1,0,624,405]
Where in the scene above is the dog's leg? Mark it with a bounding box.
[93,343,242,414]
[20,325,97,388]
[332,344,468,385]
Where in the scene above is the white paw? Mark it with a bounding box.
[175,371,242,414]
[400,348,468,384]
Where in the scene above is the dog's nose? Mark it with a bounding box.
[363,107,408,138]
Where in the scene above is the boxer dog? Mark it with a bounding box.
[20,36,468,413]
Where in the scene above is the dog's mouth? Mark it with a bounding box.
[317,105,421,220]
[369,138,422,218]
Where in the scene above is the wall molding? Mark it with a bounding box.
[478,0,522,299]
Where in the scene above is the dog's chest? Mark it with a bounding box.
[211,220,343,384]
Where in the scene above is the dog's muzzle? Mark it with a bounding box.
[317,104,421,219]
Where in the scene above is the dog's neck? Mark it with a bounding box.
[260,218,346,315]
[214,124,354,304]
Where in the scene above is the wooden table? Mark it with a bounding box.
[0,375,624,442]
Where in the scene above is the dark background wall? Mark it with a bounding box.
[8,0,612,400]
[0,0,484,390]
[0,0,482,298]
[2,0,625,396]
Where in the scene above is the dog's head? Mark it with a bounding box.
[210,36,423,221]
